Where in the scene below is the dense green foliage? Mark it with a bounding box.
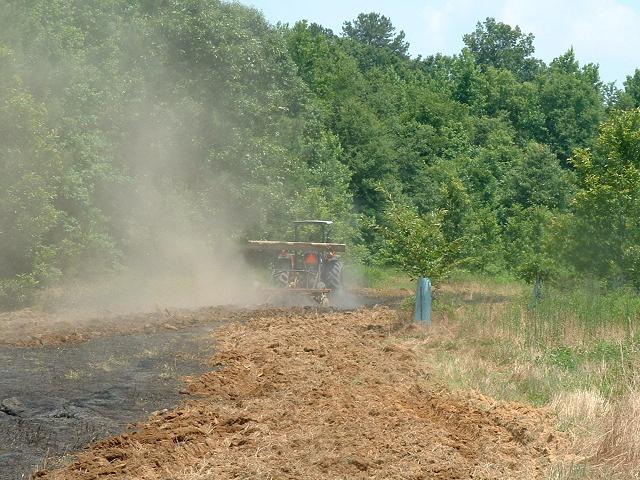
[566,109,640,287]
[0,1,638,307]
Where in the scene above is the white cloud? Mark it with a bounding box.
[501,0,640,66]
[419,0,486,53]
[417,0,640,83]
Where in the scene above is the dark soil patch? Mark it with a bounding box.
[0,325,218,480]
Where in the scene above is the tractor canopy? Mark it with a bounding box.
[293,220,333,243]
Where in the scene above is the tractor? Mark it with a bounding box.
[248,220,345,305]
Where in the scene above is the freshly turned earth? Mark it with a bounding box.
[30,304,567,480]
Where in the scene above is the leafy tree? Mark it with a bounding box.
[538,49,605,163]
[459,208,505,274]
[0,50,62,305]
[602,82,624,112]
[566,108,640,287]
[449,49,485,107]
[0,1,630,305]
[376,196,456,281]
[500,142,575,212]
[286,21,363,107]
[0,0,359,306]
[411,161,472,242]
[620,69,640,109]
[476,67,545,141]
[342,12,409,56]
[461,120,520,207]
[463,17,541,80]
[504,206,560,284]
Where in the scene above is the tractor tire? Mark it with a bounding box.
[323,259,343,291]
[273,271,289,288]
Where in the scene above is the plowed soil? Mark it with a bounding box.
[0,288,407,348]
[0,305,288,348]
[34,306,567,479]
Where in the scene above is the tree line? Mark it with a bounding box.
[1,0,639,307]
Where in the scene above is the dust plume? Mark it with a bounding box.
[37,100,264,314]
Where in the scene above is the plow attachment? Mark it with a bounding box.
[247,240,346,252]
[259,287,332,306]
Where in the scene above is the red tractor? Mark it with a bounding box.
[248,220,345,304]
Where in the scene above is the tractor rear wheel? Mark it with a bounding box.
[323,259,343,291]
[273,271,289,288]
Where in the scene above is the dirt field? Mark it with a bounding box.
[0,288,406,348]
[0,291,404,479]
[24,302,568,479]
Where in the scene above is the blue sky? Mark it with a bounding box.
[244,0,640,85]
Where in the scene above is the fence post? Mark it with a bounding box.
[414,277,432,325]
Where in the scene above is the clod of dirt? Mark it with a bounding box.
[35,307,568,479]
[1,397,24,416]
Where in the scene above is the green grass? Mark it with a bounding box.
[346,264,413,289]
[433,279,640,402]
[418,274,640,478]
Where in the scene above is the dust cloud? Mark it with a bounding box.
[36,102,265,315]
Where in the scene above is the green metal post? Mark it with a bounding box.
[415,277,432,325]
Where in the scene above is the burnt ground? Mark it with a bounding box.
[0,325,218,480]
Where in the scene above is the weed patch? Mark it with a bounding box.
[422,275,640,478]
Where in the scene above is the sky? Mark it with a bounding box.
[244,0,640,85]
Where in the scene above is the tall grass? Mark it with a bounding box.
[425,276,640,478]
[439,281,640,398]
[346,264,413,289]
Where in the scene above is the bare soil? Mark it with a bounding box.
[31,305,567,479]
[0,288,406,348]
[0,305,281,348]
[0,306,331,479]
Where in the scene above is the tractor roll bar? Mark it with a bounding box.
[247,240,346,252]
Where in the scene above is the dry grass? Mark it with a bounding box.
[551,390,610,425]
[596,391,640,476]
[421,276,640,479]
[544,389,640,479]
